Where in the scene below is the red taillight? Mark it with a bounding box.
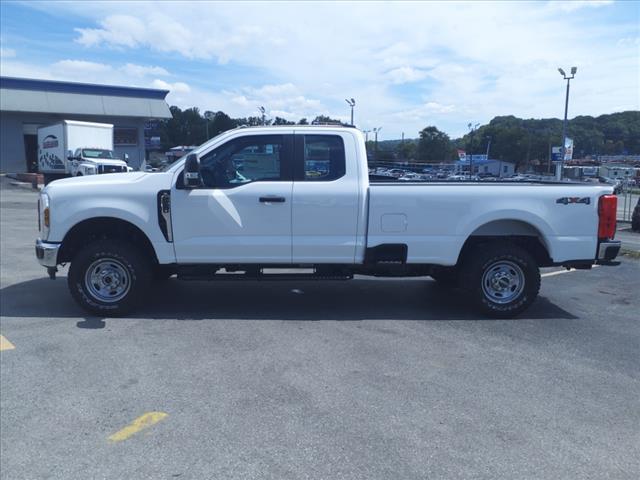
[598,194,617,240]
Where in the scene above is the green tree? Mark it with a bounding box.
[417,126,453,162]
[311,115,345,125]
[272,116,295,125]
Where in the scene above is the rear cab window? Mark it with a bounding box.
[295,134,346,181]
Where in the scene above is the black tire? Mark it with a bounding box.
[460,242,540,318]
[68,240,151,316]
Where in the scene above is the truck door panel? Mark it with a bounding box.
[171,134,294,263]
[292,133,360,263]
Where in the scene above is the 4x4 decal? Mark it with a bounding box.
[556,197,590,205]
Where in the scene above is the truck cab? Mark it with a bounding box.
[68,148,130,176]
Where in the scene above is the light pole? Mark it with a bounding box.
[345,98,356,126]
[204,111,215,140]
[373,126,382,161]
[362,129,371,143]
[258,106,266,126]
[467,123,479,177]
[485,135,494,176]
[557,66,577,181]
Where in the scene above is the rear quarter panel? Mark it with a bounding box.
[367,183,613,265]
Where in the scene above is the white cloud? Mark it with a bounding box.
[387,67,428,85]
[52,59,113,74]
[0,47,16,58]
[121,63,169,77]
[547,1,614,13]
[75,15,148,49]
[151,79,190,93]
[3,0,638,138]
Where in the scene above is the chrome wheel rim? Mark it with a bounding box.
[84,258,131,303]
[481,260,525,304]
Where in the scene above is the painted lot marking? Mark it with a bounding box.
[541,265,600,278]
[108,412,168,443]
[0,335,15,351]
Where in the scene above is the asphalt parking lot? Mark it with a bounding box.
[1,177,639,480]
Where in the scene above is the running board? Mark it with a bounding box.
[177,266,353,281]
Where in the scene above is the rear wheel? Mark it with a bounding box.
[68,240,151,316]
[460,242,540,318]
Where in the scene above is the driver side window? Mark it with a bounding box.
[199,135,286,189]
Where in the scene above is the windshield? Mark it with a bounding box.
[82,149,115,159]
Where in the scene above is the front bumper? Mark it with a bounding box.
[596,240,621,265]
[35,239,60,268]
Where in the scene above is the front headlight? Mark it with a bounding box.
[84,165,97,175]
[39,192,50,240]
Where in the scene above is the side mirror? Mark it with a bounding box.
[183,153,202,188]
[67,150,74,161]
[124,153,130,163]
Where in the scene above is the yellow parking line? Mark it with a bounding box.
[0,335,15,351]
[108,412,168,443]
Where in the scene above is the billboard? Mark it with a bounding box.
[552,138,574,162]
[564,137,573,161]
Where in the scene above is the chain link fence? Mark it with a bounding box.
[618,182,639,223]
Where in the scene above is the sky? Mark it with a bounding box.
[0,0,638,139]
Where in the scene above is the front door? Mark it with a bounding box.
[171,133,294,264]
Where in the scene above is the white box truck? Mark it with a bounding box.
[38,120,130,184]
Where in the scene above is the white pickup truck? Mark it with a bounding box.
[35,125,621,317]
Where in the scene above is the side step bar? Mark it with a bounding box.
[177,266,353,282]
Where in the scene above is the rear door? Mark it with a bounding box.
[291,132,361,263]
[171,133,294,263]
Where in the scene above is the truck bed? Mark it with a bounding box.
[366,182,611,265]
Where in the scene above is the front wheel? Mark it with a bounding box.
[460,243,540,318]
[68,240,151,316]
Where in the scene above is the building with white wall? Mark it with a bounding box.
[0,76,172,173]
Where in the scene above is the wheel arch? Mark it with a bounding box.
[58,217,159,265]
[457,219,553,267]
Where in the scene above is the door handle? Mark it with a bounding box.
[259,196,286,203]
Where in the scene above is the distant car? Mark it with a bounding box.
[632,198,640,232]
[598,176,623,194]
[388,168,405,178]
[398,172,421,181]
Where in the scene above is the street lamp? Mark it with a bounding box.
[467,122,479,177]
[362,129,371,143]
[373,126,382,161]
[204,111,215,140]
[258,106,266,126]
[345,98,356,126]
[485,135,495,176]
[557,66,577,180]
